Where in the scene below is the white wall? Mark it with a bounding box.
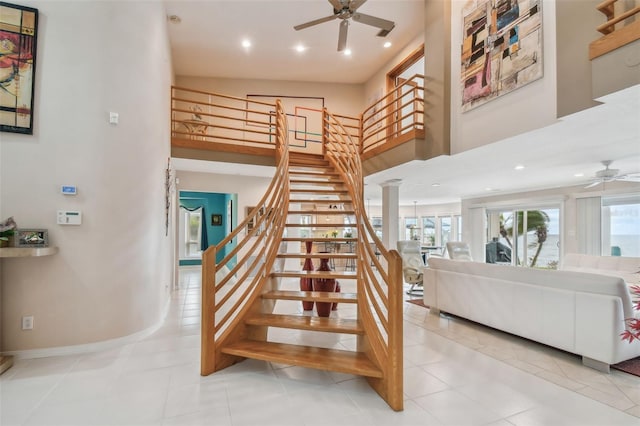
[450,0,558,154]
[0,1,173,352]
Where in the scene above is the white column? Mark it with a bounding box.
[380,179,402,251]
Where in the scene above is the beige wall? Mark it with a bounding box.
[555,0,601,117]
[175,76,365,117]
[0,1,173,353]
[450,0,558,154]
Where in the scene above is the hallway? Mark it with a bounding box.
[1,267,639,425]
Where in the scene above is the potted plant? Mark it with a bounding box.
[0,216,17,247]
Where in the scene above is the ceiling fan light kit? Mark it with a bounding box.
[294,0,395,52]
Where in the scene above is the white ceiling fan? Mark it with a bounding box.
[294,0,395,52]
[584,160,640,188]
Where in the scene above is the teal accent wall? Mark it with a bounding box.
[179,191,237,266]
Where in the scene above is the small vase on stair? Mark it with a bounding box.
[313,254,337,317]
[300,240,314,311]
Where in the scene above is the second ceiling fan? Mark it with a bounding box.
[294,0,395,52]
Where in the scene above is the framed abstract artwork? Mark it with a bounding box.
[461,0,542,112]
[0,2,38,134]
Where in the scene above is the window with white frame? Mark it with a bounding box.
[602,196,640,257]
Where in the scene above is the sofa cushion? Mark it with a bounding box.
[561,253,640,286]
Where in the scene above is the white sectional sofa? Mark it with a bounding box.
[423,254,640,371]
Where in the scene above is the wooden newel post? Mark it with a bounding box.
[387,249,404,411]
[201,245,217,375]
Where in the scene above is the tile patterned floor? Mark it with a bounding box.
[1,267,639,425]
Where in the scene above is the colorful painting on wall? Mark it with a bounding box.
[0,1,38,134]
[461,0,542,112]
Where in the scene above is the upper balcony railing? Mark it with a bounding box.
[360,74,425,158]
[171,87,278,152]
[171,76,425,162]
[590,0,640,59]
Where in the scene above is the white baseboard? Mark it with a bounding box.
[3,298,171,360]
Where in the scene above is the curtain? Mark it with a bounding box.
[179,205,209,251]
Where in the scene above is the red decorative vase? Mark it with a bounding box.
[300,241,314,311]
[313,254,336,317]
[332,281,340,311]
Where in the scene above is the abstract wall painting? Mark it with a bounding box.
[461,0,542,112]
[0,1,38,134]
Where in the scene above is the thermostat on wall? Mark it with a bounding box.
[57,210,82,225]
[61,185,77,195]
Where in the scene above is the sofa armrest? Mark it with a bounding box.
[575,292,640,365]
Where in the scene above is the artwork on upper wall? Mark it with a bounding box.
[0,1,38,134]
[461,0,542,112]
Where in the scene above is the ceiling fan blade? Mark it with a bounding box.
[338,19,349,51]
[294,14,337,31]
[617,173,640,182]
[328,0,343,10]
[349,0,368,11]
[352,12,395,32]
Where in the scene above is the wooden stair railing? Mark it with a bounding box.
[323,108,405,411]
[361,73,425,157]
[199,95,403,411]
[200,98,289,375]
[590,0,640,59]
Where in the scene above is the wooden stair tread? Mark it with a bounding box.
[289,171,340,177]
[245,313,363,334]
[276,253,356,259]
[290,179,344,185]
[263,290,358,303]
[285,223,354,228]
[289,199,352,204]
[221,340,383,378]
[288,210,355,215]
[272,270,357,279]
[282,237,357,243]
[290,189,348,194]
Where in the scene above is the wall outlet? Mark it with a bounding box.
[22,316,34,330]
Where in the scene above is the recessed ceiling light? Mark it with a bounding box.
[431,183,441,187]
[295,44,306,53]
[343,48,352,56]
[574,173,584,177]
[383,41,392,48]
[242,39,251,48]
[514,164,525,170]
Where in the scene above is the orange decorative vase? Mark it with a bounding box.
[313,254,336,317]
[300,241,314,311]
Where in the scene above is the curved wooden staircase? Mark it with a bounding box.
[199,99,404,411]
